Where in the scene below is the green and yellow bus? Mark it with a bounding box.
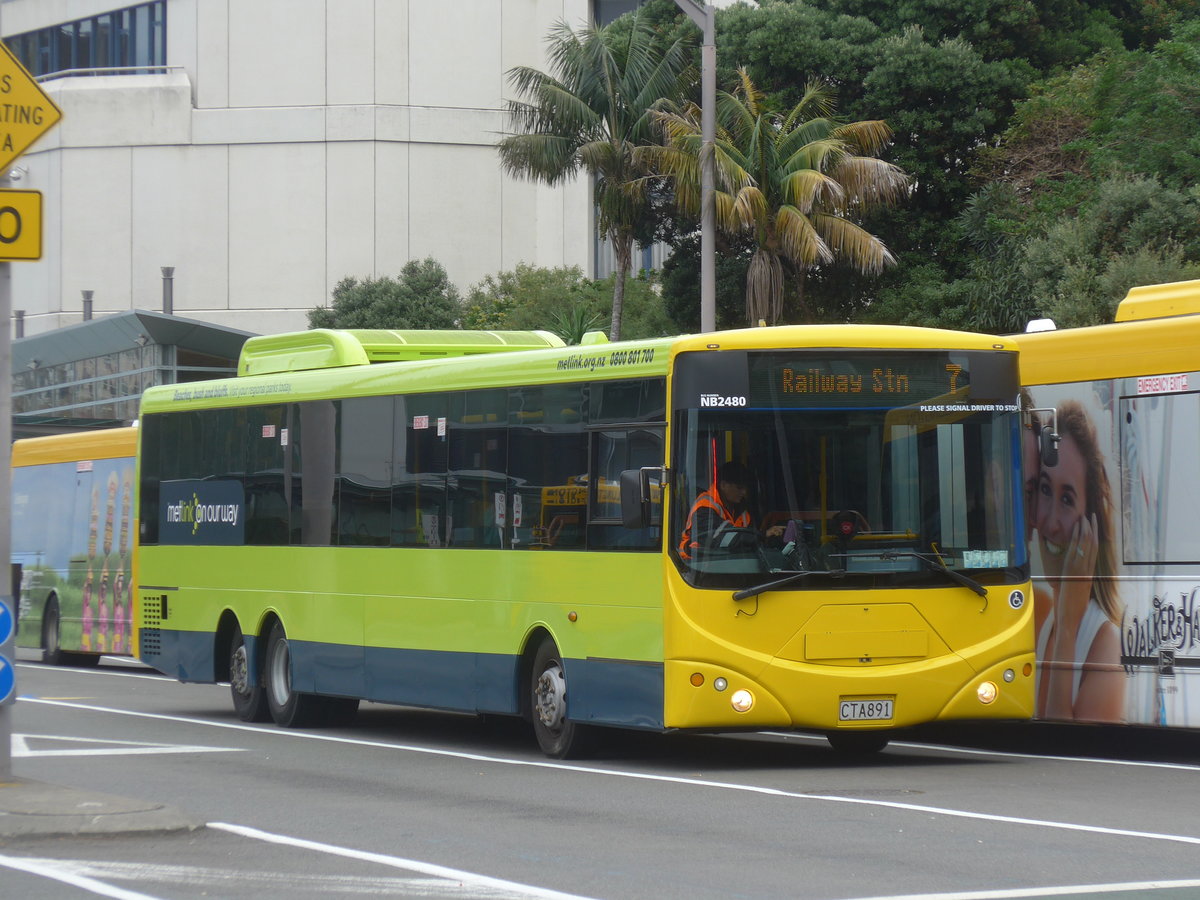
[12,426,139,665]
[136,325,1035,756]
[1018,279,1200,730]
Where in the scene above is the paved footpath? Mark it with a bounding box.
[0,777,200,840]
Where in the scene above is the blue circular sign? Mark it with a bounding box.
[0,655,13,705]
[0,599,13,644]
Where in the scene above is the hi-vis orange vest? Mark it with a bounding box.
[678,485,751,559]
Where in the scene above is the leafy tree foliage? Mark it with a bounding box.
[497,11,695,340]
[1019,177,1200,326]
[659,233,752,333]
[461,264,674,341]
[649,69,908,324]
[307,259,462,330]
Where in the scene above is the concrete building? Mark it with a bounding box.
[1,0,643,339]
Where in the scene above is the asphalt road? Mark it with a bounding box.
[3,649,1200,900]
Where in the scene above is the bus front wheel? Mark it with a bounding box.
[263,621,322,728]
[229,623,269,722]
[530,639,593,759]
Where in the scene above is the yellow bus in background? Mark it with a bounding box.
[11,426,138,666]
[1019,280,1200,729]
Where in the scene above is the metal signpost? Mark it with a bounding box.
[672,1,716,334]
[0,35,62,783]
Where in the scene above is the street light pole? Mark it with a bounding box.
[673,1,716,334]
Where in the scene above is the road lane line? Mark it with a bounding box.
[0,853,166,900]
[19,662,1199,774]
[12,733,246,757]
[11,857,561,897]
[24,698,1200,849]
[845,878,1200,899]
[757,731,1200,772]
[209,822,601,900]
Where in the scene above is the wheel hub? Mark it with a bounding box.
[231,645,249,694]
[534,664,567,730]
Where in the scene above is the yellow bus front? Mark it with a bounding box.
[657,327,1035,738]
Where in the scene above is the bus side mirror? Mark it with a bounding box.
[1026,405,1060,468]
[1039,423,1060,468]
[620,468,664,529]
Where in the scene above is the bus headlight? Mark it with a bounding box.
[1003,668,1015,683]
[731,689,754,712]
[977,681,998,704]
[713,677,728,692]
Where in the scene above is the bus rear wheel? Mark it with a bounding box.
[41,595,98,667]
[41,597,64,666]
[229,622,269,722]
[530,638,593,759]
[263,621,323,728]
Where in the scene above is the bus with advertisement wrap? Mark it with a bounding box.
[1018,279,1200,731]
[135,325,1034,757]
[11,426,138,665]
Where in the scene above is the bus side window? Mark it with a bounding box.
[509,384,587,551]
[588,427,663,550]
[244,405,291,546]
[392,393,448,547]
[288,401,337,547]
[338,397,393,546]
[446,389,508,548]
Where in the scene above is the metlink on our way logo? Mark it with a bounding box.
[165,492,240,535]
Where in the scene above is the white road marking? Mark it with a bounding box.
[19,662,1199,774]
[23,698,1200,849]
[759,731,1200,773]
[3,855,579,898]
[0,853,165,900]
[210,823,601,898]
[844,878,1200,899]
[12,733,245,758]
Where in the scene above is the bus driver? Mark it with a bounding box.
[678,461,784,560]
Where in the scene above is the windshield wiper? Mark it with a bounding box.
[877,550,988,597]
[732,567,845,602]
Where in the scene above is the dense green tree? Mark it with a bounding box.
[1086,20,1200,189]
[461,264,674,341]
[1019,177,1200,326]
[497,11,695,340]
[650,69,908,324]
[659,233,751,333]
[308,259,461,330]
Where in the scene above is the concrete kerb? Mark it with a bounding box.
[0,777,202,840]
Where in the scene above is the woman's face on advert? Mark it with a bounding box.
[1036,433,1086,579]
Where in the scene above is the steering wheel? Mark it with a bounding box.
[830,510,870,541]
[712,525,761,551]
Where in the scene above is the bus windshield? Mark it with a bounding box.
[672,348,1025,590]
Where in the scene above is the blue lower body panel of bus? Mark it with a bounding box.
[143,629,664,730]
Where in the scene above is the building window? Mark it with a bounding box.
[594,1,643,26]
[7,2,166,78]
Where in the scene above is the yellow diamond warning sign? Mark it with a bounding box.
[0,41,62,172]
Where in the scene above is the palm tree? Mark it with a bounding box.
[648,69,910,325]
[498,13,694,340]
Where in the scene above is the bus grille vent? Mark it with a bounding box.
[140,602,162,657]
[140,629,161,657]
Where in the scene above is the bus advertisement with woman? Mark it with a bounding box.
[1020,279,1200,729]
[11,426,138,665]
[135,325,1035,757]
